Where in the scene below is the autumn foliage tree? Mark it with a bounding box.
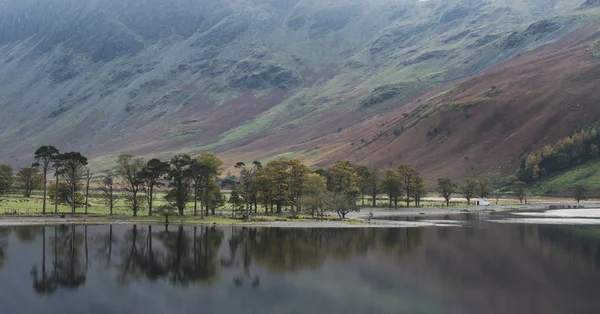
[437,178,455,207]
[15,167,43,197]
[519,128,600,182]
[460,178,477,205]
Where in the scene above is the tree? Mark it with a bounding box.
[98,172,117,216]
[261,161,290,215]
[364,166,380,207]
[165,154,191,216]
[52,157,65,214]
[460,177,478,205]
[513,181,527,203]
[15,167,43,197]
[204,180,225,216]
[155,205,177,224]
[235,162,254,221]
[397,164,418,207]
[437,178,454,207]
[84,167,94,214]
[300,173,327,219]
[0,164,13,194]
[476,175,492,199]
[254,167,274,214]
[285,160,310,217]
[380,169,401,208]
[410,175,427,207]
[59,152,88,214]
[323,191,359,219]
[189,153,223,218]
[355,165,371,207]
[49,182,84,208]
[139,158,170,216]
[229,188,245,218]
[327,160,360,197]
[116,153,145,217]
[574,186,588,203]
[34,146,60,214]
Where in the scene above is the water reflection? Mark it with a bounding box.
[0,224,598,314]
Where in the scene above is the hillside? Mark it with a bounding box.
[0,0,599,178]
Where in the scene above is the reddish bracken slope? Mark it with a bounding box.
[221,27,600,181]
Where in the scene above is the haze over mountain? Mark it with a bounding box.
[1,0,600,179]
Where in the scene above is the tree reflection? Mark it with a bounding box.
[22,225,425,293]
[154,225,224,286]
[30,227,57,294]
[0,227,11,271]
[51,225,86,288]
[244,228,423,273]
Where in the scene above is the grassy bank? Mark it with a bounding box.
[530,159,600,195]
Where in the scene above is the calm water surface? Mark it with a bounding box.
[0,223,598,314]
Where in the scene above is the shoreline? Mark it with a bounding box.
[0,203,595,228]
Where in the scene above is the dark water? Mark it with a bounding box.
[0,224,598,314]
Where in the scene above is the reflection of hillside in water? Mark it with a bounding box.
[397,225,600,314]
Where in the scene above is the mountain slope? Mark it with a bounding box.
[0,0,596,177]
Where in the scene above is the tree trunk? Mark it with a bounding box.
[244,186,250,221]
[42,174,47,215]
[85,188,89,215]
[133,191,138,217]
[109,186,114,216]
[55,175,59,214]
[361,193,365,207]
[194,185,198,217]
[205,192,210,217]
[200,187,205,219]
[71,182,76,215]
[148,186,153,216]
[372,193,377,207]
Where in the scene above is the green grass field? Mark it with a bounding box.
[530,159,600,195]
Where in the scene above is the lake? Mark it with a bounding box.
[0,219,598,314]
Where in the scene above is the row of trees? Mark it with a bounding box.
[518,128,600,182]
[23,146,433,220]
[9,147,227,218]
[227,161,431,219]
[11,144,586,219]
